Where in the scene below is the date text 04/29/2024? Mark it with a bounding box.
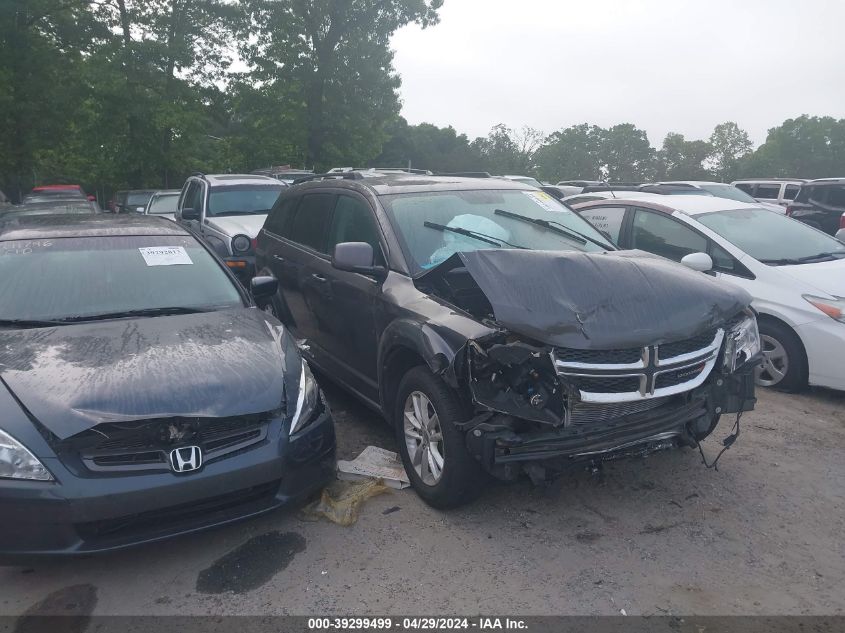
[307,618,528,630]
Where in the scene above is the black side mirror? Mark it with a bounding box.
[332,242,386,277]
[181,207,200,221]
[250,276,278,305]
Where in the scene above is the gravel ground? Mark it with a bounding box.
[1,384,843,617]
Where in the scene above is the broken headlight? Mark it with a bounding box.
[723,313,761,373]
[289,360,320,435]
[0,429,53,481]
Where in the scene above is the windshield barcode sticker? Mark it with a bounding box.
[522,190,568,213]
[139,246,193,266]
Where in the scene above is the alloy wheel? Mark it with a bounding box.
[756,334,789,387]
[403,391,445,486]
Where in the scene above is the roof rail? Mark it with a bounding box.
[292,172,367,185]
[435,171,492,178]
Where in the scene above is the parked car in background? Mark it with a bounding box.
[562,190,659,206]
[0,213,335,559]
[252,166,311,185]
[785,178,845,236]
[1,199,99,218]
[111,190,158,214]
[255,172,759,508]
[732,179,806,207]
[144,189,180,221]
[557,180,603,189]
[175,173,285,280]
[570,194,845,393]
[641,181,784,213]
[0,189,10,206]
[29,185,95,202]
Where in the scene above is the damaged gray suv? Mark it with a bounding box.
[255,173,761,508]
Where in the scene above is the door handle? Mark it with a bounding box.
[273,254,286,262]
[311,273,328,282]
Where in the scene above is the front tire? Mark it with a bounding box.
[394,367,486,509]
[756,320,807,392]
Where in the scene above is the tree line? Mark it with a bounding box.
[2,0,844,202]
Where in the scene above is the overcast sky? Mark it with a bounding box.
[390,0,845,147]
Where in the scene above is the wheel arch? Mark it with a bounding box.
[755,311,809,383]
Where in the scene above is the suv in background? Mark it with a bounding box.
[176,173,285,279]
[111,190,158,214]
[642,181,784,213]
[786,178,845,236]
[732,179,806,207]
[252,166,310,185]
[254,172,759,508]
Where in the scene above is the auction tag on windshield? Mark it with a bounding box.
[139,246,193,266]
[522,190,568,213]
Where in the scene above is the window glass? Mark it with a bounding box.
[289,193,336,253]
[808,186,828,205]
[184,182,202,211]
[380,189,610,274]
[826,185,845,208]
[734,183,754,194]
[710,241,736,272]
[697,207,845,263]
[265,196,299,236]
[0,235,243,321]
[577,206,625,243]
[754,185,781,199]
[207,184,283,217]
[328,195,384,264]
[631,209,708,261]
[784,184,800,200]
[148,195,179,214]
[699,184,756,203]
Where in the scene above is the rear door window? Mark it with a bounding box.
[826,186,845,209]
[631,208,708,262]
[327,195,385,264]
[734,183,754,194]
[265,196,299,237]
[754,184,780,200]
[783,184,800,201]
[576,206,626,243]
[289,193,336,253]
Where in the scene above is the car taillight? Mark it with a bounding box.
[251,238,258,250]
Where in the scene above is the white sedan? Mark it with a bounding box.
[570,194,845,392]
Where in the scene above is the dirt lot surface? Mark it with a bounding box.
[1,384,843,617]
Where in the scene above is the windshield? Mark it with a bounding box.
[509,177,542,187]
[148,194,179,214]
[4,203,95,216]
[381,189,612,273]
[696,207,845,264]
[126,192,155,206]
[699,184,758,203]
[0,235,243,322]
[207,185,283,216]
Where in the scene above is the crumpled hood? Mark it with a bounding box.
[776,258,845,298]
[206,214,268,239]
[452,249,752,349]
[0,308,296,440]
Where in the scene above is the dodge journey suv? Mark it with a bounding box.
[255,173,761,508]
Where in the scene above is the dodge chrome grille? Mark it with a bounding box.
[553,329,725,404]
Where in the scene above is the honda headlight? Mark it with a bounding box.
[723,313,761,373]
[0,429,53,481]
[289,360,320,435]
[803,295,845,324]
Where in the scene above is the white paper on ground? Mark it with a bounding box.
[337,445,410,489]
[139,246,193,266]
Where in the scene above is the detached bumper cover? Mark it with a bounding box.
[465,366,756,478]
[0,410,335,560]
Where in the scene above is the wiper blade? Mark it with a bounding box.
[759,258,802,266]
[423,221,525,249]
[0,318,68,328]
[494,209,614,250]
[61,306,210,322]
[796,252,845,262]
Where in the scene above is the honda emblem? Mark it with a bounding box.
[169,446,203,473]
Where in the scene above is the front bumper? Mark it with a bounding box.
[0,409,335,562]
[796,318,845,391]
[464,367,756,480]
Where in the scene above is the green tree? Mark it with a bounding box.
[599,123,654,181]
[655,132,713,180]
[471,124,543,175]
[242,0,443,169]
[533,123,604,182]
[738,115,845,179]
[376,118,481,172]
[708,121,752,182]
